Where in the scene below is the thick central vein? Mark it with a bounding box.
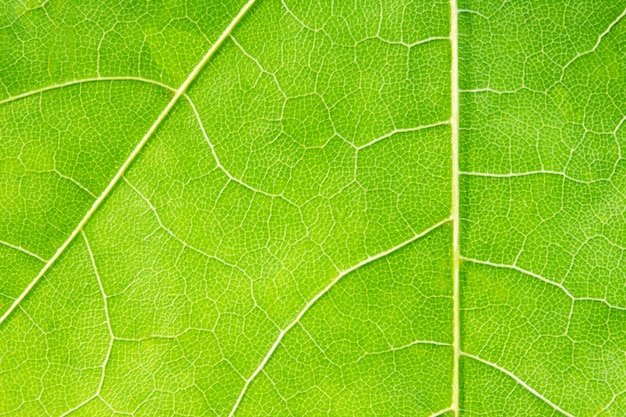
[450,0,461,415]
[0,0,258,327]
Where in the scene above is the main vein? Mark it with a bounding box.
[450,0,461,415]
[0,0,258,327]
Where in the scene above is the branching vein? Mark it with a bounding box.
[356,121,450,150]
[0,0,258,327]
[227,217,452,416]
[462,256,626,311]
[186,95,299,207]
[0,239,46,262]
[461,352,575,417]
[0,76,177,106]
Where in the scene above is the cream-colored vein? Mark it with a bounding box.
[0,76,176,106]
[0,0,258,327]
[450,0,461,415]
[185,95,299,207]
[227,217,452,416]
[0,239,46,262]
[462,352,575,417]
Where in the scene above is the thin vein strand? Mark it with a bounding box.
[358,339,453,362]
[0,239,47,262]
[0,76,177,106]
[461,352,575,417]
[461,256,626,311]
[59,232,117,417]
[562,8,626,72]
[0,0,258,327]
[356,120,450,150]
[52,169,98,198]
[430,408,454,417]
[82,231,114,392]
[122,177,256,285]
[227,217,452,417]
[460,170,610,185]
[185,95,298,206]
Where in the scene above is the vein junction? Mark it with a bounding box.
[0,1,624,416]
[228,217,452,417]
[0,0,259,327]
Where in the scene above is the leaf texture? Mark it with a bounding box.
[0,0,625,416]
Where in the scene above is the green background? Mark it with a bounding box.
[0,0,625,415]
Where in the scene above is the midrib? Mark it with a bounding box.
[0,0,258,326]
[450,0,461,415]
[3,1,465,413]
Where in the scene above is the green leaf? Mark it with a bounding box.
[0,0,625,416]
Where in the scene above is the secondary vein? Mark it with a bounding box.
[0,76,176,106]
[462,352,575,417]
[227,217,452,417]
[0,0,258,327]
[0,239,47,262]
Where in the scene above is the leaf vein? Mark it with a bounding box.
[0,239,47,262]
[0,0,258,328]
[227,216,452,416]
[0,76,177,106]
[461,352,575,417]
[186,95,299,207]
[461,256,626,311]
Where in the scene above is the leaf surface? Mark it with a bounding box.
[0,0,625,416]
